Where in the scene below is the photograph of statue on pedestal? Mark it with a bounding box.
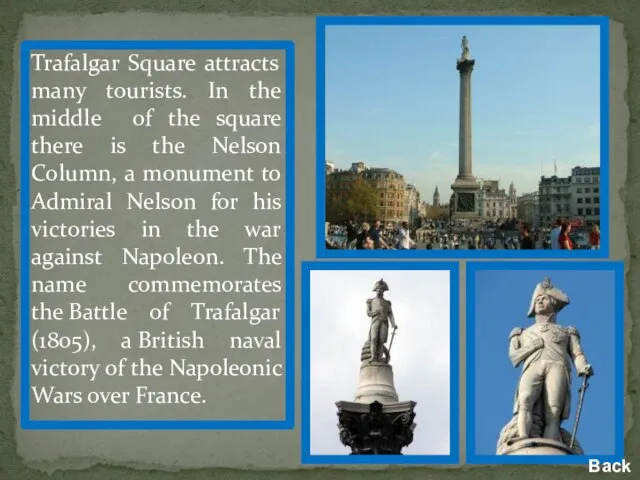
[316,16,609,259]
[301,261,459,464]
[466,261,624,465]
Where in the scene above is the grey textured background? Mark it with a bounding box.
[0,4,635,480]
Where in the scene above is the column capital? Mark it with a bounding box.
[336,400,416,454]
[456,58,475,75]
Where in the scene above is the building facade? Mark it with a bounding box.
[326,162,407,226]
[508,181,518,218]
[477,179,514,221]
[538,175,572,226]
[405,184,421,227]
[537,166,600,227]
[570,166,601,225]
[517,192,540,228]
[419,201,428,218]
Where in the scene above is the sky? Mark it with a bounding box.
[325,25,601,202]
[472,269,617,456]
[309,270,451,455]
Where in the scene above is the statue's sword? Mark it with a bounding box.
[388,327,398,354]
[569,374,590,450]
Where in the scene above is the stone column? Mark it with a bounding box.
[335,280,416,455]
[456,58,475,181]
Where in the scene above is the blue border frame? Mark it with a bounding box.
[315,16,610,260]
[465,261,625,465]
[20,40,295,430]
[301,261,460,464]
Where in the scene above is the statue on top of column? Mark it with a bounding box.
[496,277,594,454]
[461,36,471,60]
[360,279,398,364]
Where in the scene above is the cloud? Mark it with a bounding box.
[308,269,451,456]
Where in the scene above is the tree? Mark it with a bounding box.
[326,193,347,224]
[346,178,378,222]
[326,177,379,224]
[426,205,449,220]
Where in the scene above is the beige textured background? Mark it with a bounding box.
[0,6,633,480]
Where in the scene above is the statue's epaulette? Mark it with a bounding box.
[509,327,523,339]
[564,326,580,338]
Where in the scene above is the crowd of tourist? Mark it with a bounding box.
[325,217,601,251]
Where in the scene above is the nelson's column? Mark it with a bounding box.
[336,279,417,454]
[451,35,481,219]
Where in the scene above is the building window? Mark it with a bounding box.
[578,208,583,215]
[595,197,600,204]
[577,198,583,204]
[595,208,600,215]
[584,188,590,193]
[586,208,592,215]
[585,198,591,204]
[594,187,599,193]
[577,188,583,193]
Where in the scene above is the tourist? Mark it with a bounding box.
[550,218,562,249]
[519,222,535,249]
[397,221,415,250]
[346,218,358,245]
[355,223,374,250]
[589,224,601,250]
[370,220,390,250]
[558,221,574,250]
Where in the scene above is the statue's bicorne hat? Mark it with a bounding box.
[373,278,389,292]
[527,277,570,318]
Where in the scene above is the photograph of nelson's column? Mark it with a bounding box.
[320,22,606,253]
[304,266,455,462]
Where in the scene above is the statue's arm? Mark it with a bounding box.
[566,326,591,375]
[387,301,397,328]
[508,328,542,367]
[366,299,374,317]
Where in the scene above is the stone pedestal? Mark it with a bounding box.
[450,185,481,220]
[336,400,417,455]
[499,438,574,455]
[354,362,399,404]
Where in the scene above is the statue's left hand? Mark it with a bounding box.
[580,364,594,378]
